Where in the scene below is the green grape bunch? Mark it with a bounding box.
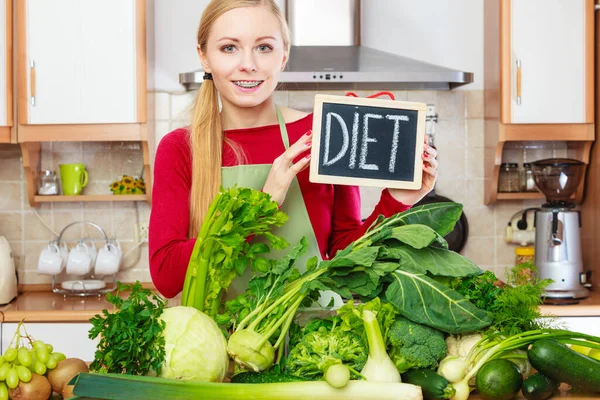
[0,321,66,399]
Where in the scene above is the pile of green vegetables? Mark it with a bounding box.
[73,186,600,400]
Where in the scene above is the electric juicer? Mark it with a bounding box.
[532,158,590,301]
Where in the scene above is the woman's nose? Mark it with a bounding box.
[238,50,257,72]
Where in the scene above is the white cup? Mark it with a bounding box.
[57,241,69,269]
[37,242,64,275]
[83,238,98,264]
[66,241,92,275]
[95,241,121,275]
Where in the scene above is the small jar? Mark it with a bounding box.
[515,246,535,283]
[520,163,537,192]
[515,246,535,266]
[38,170,58,195]
[498,163,520,192]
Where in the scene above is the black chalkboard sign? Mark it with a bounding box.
[309,94,426,189]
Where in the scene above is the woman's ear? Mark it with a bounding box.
[280,51,289,72]
[197,45,211,73]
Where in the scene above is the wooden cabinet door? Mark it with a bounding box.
[1,322,97,362]
[22,0,138,125]
[509,0,588,124]
[0,0,10,128]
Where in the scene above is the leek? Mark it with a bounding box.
[71,372,423,400]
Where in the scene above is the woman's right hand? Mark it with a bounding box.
[262,131,312,205]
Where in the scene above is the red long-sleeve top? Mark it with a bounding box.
[149,113,411,298]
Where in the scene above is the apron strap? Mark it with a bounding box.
[276,106,290,150]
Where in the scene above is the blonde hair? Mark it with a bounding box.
[188,0,291,238]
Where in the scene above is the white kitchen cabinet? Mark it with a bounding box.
[509,0,589,124]
[1,322,97,362]
[18,0,144,125]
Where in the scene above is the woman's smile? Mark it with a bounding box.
[232,80,265,91]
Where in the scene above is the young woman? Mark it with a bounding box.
[149,0,439,299]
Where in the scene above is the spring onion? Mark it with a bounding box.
[71,372,423,400]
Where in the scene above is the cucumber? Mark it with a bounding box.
[521,372,560,400]
[401,369,456,399]
[230,372,310,384]
[528,339,600,392]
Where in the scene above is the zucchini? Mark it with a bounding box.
[401,369,456,399]
[528,339,600,392]
[521,372,560,400]
[231,372,310,384]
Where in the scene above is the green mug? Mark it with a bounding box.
[59,164,88,195]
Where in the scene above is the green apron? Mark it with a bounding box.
[221,107,341,307]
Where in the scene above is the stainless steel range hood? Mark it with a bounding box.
[179,0,473,91]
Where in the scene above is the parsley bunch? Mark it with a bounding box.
[89,282,167,375]
[453,262,553,337]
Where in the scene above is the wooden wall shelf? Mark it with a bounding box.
[17,123,147,142]
[496,192,544,201]
[485,139,591,205]
[20,140,152,207]
[34,195,147,203]
[500,124,595,142]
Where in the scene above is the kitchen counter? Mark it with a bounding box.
[0,291,182,322]
[1,290,599,323]
[540,290,600,317]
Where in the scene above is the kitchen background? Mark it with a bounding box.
[0,0,573,286]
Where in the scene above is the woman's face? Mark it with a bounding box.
[199,6,287,109]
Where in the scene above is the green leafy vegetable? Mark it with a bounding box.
[223,203,491,372]
[89,282,167,375]
[380,246,481,277]
[450,270,501,311]
[182,186,288,317]
[385,270,492,333]
[448,262,553,337]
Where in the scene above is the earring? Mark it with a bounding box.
[203,72,213,81]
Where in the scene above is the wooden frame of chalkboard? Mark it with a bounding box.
[309,94,427,189]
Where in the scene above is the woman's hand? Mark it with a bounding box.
[263,131,312,205]
[388,142,439,205]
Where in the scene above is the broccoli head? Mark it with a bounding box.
[388,316,447,373]
[285,325,368,379]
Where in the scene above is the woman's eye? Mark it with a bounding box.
[257,44,273,52]
[222,45,236,53]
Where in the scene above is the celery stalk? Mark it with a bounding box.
[72,373,423,400]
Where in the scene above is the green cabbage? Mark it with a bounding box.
[159,306,228,382]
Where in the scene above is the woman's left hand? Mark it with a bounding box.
[388,142,439,205]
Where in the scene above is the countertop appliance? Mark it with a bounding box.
[179,0,474,91]
[532,159,590,302]
[0,236,18,305]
